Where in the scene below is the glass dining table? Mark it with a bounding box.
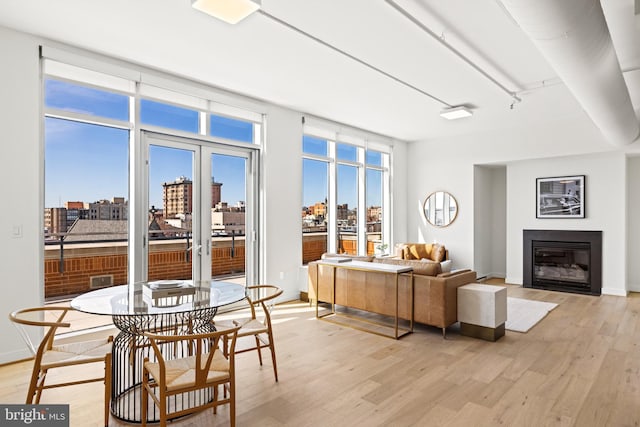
[71,280,246,423]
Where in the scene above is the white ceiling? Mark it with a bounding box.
[0,0,639,143]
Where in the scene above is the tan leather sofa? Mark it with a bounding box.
[308,254,476,337]
[394,242,448,262]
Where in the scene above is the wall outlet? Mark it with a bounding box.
[279,271,285,280]
[11,225,22,238]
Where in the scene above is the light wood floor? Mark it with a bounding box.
[2,281,640,427]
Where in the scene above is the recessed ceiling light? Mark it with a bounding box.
[191,0,261,25]
[440,106,473,120]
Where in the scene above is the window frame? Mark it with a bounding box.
[302,132,391,260]
[42,57,265,299]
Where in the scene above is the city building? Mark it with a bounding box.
[211,211,245,236]
[336,204,349,221]
[64,201,84,210]
[211,179,222,207]
[302,201,327,230]
[87,198,127,221]
[43,207,67,236]
[44,199,125,235]
[163,177,223,218]
[211,201,245,235]
[367,206,382,223]
[311,202,326,219]
[162,176,193,219]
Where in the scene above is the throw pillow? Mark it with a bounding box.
[409,244,430,260]
[402,246,412,260]
[432,244,446,262]
[440,259,452,273]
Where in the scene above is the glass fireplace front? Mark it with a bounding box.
[533,241,590,292]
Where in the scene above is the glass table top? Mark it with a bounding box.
[70,280,246,316]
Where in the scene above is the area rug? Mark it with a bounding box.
[506,297,558,333]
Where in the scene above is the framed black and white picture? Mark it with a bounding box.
[536,175,585,218]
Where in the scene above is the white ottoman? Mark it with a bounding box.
[457,283,507,341]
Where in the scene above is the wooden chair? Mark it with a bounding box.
[218,285,283,382]
[8,306,113,427]
[141,325,240,427]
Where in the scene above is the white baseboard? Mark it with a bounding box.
[601,287,628,297]
[505,276,523,285]
[0,348,32,365]
[627,283,640,293]
[474,272,505,282]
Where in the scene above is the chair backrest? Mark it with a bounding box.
[8,306,73,357]
[245,285,283,325]
[143,325,240,389]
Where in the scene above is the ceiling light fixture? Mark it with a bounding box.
[440,106,473,120]
[191,0,261,24]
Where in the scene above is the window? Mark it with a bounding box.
[302,134,390,262]
[366,150,382,166]
[302,136,329,262]
[366,150,386,255]
[210,114,254,143]
[337,163,358,254]
[140,99,199,133]
[302,158,329,263]
[45,78,129,121]
[42,55,265,305]
[337,143,357,162]
[44,78,129,306]
[302,135,328,156]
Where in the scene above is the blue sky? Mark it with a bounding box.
[302,136,382,208]
[45,80,248,208]
[149,146,246,209]
[45,118,129,207]
[45,79,379,211]
[45,117,248,208]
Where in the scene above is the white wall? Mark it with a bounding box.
[0,27,43,363]
[263,105,303,301]
[474,166,506,279]
[406,143,473,272]
[490,168,507,277]
[407,118,632,296]
[473,166,492,277]
[505,152,627,296]
[628,156,640,292]
[391,140,408,246]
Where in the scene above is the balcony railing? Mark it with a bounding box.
[44,230,382,299]
[44,229,245,299]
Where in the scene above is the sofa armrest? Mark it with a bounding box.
[413,269,476,330]
[437,269,471,278]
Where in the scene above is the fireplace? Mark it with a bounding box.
[523,230,601,296]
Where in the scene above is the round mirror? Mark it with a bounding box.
[423,191,458,227]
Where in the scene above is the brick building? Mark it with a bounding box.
[163,176,223,218]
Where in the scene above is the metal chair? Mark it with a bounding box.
[141,325,240,427]
[218,285,283,381]
[9,306,113,426]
